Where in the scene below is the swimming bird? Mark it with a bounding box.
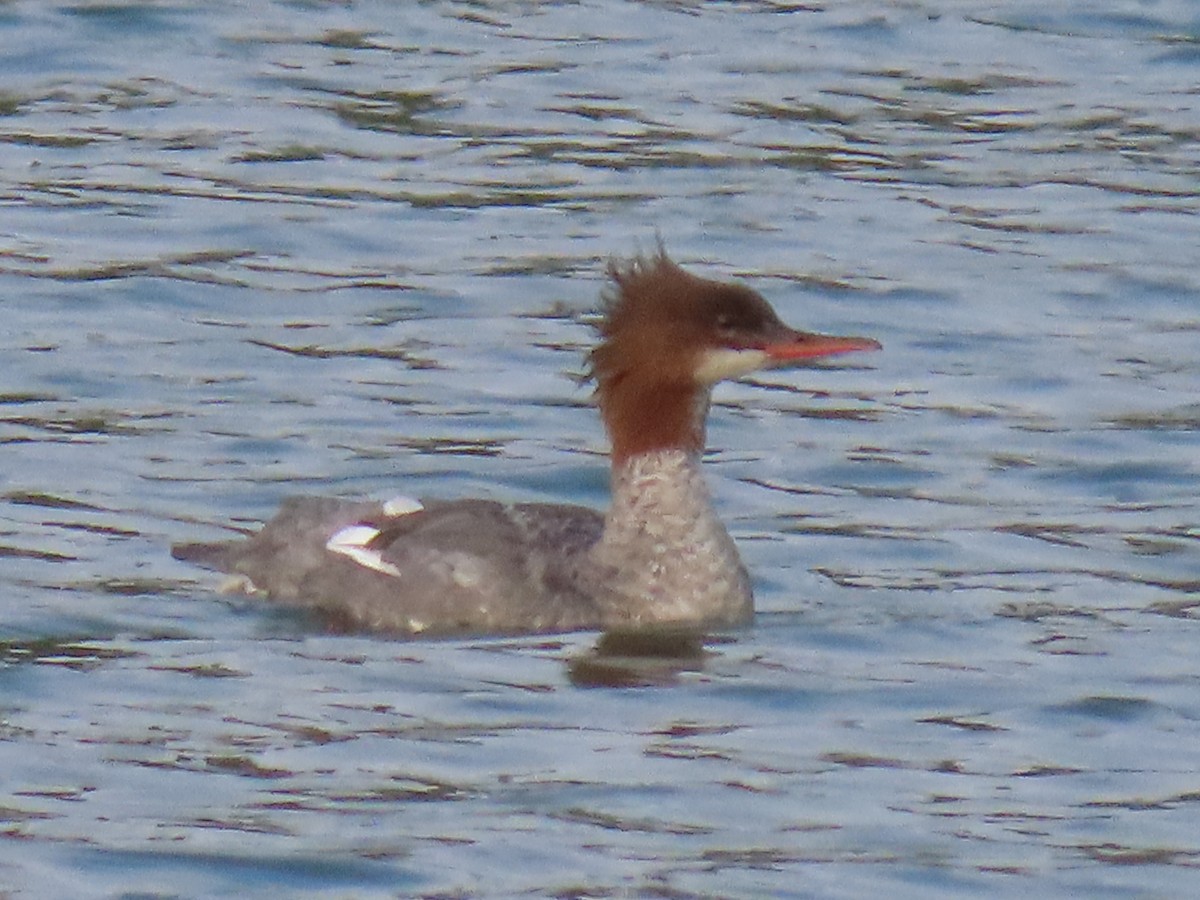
[173,252,879,637]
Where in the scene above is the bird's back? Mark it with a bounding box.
[173,495,607,636]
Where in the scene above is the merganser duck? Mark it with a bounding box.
[173,252,880,637]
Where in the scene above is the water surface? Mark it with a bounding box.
[1,2,1198,897]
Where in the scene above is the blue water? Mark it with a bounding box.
[1,1,1198,897]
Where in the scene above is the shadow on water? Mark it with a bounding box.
[567,627,713,688]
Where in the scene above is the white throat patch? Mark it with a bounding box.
[692,347,769,384]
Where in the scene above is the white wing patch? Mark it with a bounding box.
[326,525,402,577]
[382,495,424,517]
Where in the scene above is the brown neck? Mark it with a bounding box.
[598,374,711,468]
